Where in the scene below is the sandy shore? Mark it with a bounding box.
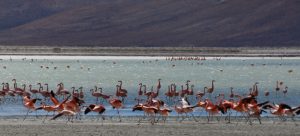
[0,46,300,57]
[0,116,299,136]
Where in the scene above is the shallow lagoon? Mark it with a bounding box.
[0,56,299,116]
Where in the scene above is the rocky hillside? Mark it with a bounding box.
[0,0,299,47]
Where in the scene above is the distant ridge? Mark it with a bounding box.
[0,0,299,47]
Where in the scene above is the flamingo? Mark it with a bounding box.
[171,84,179,100]
[14,84,26,101]
[143,85,152,99]
[71,87,79,98]
[98,87,110,101]
[180,80,190,97]
[283,106,300,122]
[165,85,173,103]
[35,101,57,123]
[250,82,259,97]
[63,96,85,121]
[141,104,159,125]
[151,85,160,99]
[12,79,24,92]
[106,96,123,122]
[5,83,16,102]
[157,79,161,91]
[51,110,77,122]
[0,83,8,102]
[262,103,294,122]
[49,90,70,113]
[264,89,270,97]
[204,98,220,123]
[84,104,106,124]
[229,87,234,99]
[137,83,143,98]
[219,99,235,123]
[275,81,280,97]
[226,96,253,121]
[180,85,185,97]
[90,86,101,104]
[283,86,288,97]
[0,90,6,102]
[118,80,128,94]
[38,83,50,100]
[246,100,269,125]
[79,87,84,99]
[116,85,127,102]
[196,87,207,100]
[188,85,194,96]
[178,97,198,122]
[207,80,215,97]
[174,104,185,121]
[1,83,8,92]
[132,103,145,123]
[23,96,41,121]
[28,84,39,97]
[158,105,172,123]
[56,83,70,99]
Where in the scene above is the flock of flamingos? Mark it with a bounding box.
[0,78,298,125]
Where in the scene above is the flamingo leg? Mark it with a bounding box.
[117,109,121,122]
[291,116,298,126]
[137,115,143,125]
[150,114,155,125]
[179,114,185,122]
[216,115,220,122]
[65,115,70,124]
[156,114,161,123]
[207,112,210,123]
[71,115,75,123]
[35,110,39,119]
[43,112,49,123]
[23,109,30,121]
[234,111,239,121]
[176,113,180,121]
[163,116,167,123]
[228,111,231,123]
[191,113,198,122]
[101,114,105,126]
[258,116,262,124]
[77,112,82,120]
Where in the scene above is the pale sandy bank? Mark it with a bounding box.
[0,116,299,136]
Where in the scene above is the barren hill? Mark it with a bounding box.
[0,0,299,47]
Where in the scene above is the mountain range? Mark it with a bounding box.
[0,0,299,47]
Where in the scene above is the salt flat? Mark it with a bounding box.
[0,117,299,136]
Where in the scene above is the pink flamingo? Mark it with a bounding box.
[12,79,24,92]
[29,84,39,97]
[56,83,70,99]
[116,85,127,102]
[38,83,50,101]
[90,86,101,104]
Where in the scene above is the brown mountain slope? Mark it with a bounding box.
[0,0,299,47]
[0,0,104,31]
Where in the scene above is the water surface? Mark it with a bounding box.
[0,56,299,116]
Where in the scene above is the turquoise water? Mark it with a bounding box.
[0,56,300,116]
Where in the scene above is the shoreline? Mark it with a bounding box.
[1,46,300,57]
[0,116,300,136]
